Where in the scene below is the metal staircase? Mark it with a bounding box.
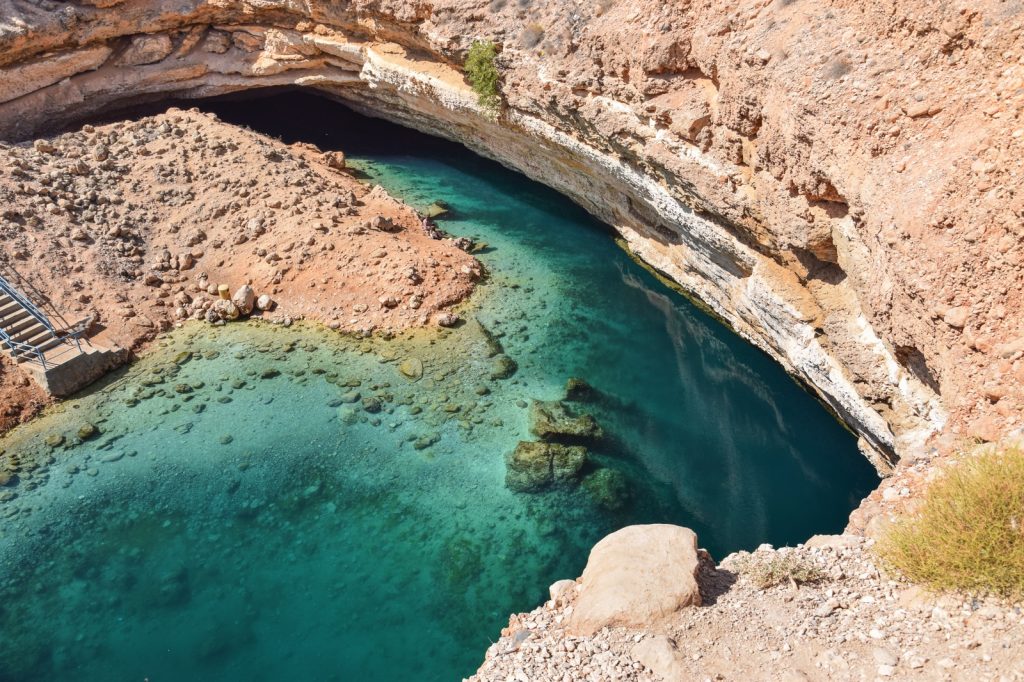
[0,274,83,369]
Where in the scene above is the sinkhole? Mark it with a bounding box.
[0,92,878,682]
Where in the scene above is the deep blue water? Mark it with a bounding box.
[0,93,876,682]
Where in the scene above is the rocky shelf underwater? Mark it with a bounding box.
[0,94,879,682]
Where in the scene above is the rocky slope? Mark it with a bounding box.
[0,107,479,416]
[470,526,1024,682]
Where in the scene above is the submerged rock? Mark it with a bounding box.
[582,468,632,511]
[398,357,424,381]
[529,400,603,444]
[565,377,599,402]
[489,354,518,380]
[505,440,587,492]
[77,423,98,441]
[424,200,450,219]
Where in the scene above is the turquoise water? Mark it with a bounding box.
[0,94,877,682]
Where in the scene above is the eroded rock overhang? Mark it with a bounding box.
[0,1,954,469]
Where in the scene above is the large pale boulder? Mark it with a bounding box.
[568,524,701,636]
[232,284,256,315]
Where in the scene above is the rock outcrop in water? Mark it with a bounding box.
[1,0,1022,469]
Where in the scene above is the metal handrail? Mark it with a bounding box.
[0,326,47,369]
[0,275,57,335]
[0,274,88,369]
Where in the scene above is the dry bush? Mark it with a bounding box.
[735,552,824,589]
[521,23,545,49]
[877,446,1024,599]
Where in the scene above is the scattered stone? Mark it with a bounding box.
[398,357,424,381]
[631,636,689,681]
[436,312,460,328]
[489,354,517,380]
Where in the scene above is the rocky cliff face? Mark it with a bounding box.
[1,0,1021,467]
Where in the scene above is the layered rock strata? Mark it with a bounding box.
[3,0,1020,467]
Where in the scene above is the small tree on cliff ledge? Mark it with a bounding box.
[465,40,501,115]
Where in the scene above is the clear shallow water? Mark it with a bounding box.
[0,94,877,682]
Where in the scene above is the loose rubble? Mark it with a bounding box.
[470,534,1024,682]
[0,109,480,426]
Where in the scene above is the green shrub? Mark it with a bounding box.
[877,446,1024,599]
[465,40,501,113]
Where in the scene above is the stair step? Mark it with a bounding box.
[0,302,21,319]
[36,336,68,353]
[12,325,50,345]
[2,313,37,336]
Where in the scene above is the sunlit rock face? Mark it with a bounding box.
[2,0,1021,465]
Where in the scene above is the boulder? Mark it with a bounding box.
[424,200,450,219]
[116,34,173,66]
[77,423,98,440]
[256,294,275,312]
[232,284,256,315]
[489,353,517,379]
[505,441,587,492]
[436,312,460,328]
[565,377,598,402]
[398,357,424,381]
[212,299,240,321]
[549,579,576,605]
[568,525,702,636]
[322,150,346,170]
[529,400,603,444]
[631,636,689,681]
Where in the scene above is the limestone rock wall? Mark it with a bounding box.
[1,0,1022,466]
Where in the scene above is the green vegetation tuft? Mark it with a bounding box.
[877,446,1024,599]
[465,40,501,114]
